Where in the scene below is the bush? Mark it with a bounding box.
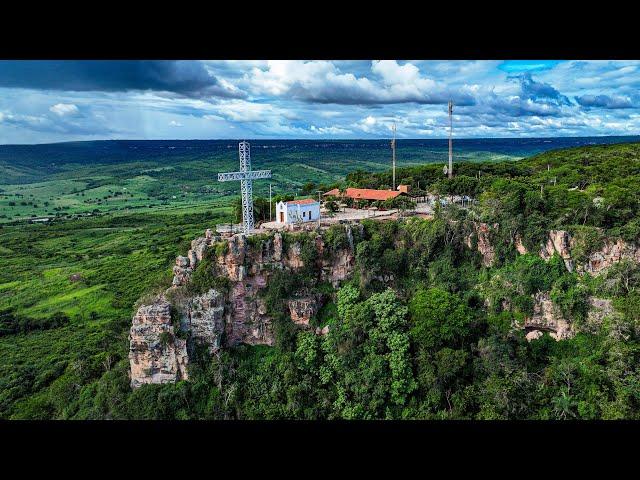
[186,258,231,296]
[0,310,70,336]
[323,224,349,252]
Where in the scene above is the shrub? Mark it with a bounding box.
[187,260,231,296]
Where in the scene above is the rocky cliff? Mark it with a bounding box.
[129,220,638,387]
[468,224,639,276]
[482,227,638,340]
[129,300,189,388]
[129,226,358,388]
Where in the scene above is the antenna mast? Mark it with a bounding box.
[448,100,453,179]
[391,123,397,190]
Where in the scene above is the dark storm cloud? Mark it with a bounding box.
[0,111,121,136]
[510,72,572,106]
[483,93,562,117]
[575,94,634,109]
[287,82,476,106]
[0,61,245,99]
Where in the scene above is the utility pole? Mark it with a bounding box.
[317,190,322,229]
[269,183,272,222]
[391,123,397,190]
[448,100,453,179]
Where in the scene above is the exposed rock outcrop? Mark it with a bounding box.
[523,294,618,341]
[129,299,188,388]
[172,256,192,287]
[130,226,359,387]
[172,232,223,288]
[584,239,640,275]
[467,224,638,277]
[185,289,225,351]
[226,275,273,346]
[315,325,330,336]
[288,295,321,326]
[131,220,638,387]
[515,234,528,255]
[467,222,497,267]
[523,292,573,340]
[540,230,574,272]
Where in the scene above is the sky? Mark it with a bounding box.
[0,60,639,144]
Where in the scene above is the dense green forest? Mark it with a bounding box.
[1,142,639,419]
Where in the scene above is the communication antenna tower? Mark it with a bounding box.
[448,100,453,179]
[391,123,397,190]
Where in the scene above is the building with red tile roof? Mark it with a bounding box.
[323,188,341,197]
[344,188,401,201]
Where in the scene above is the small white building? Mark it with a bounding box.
[276,198,320,224]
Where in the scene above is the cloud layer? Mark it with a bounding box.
[1,60,639,143]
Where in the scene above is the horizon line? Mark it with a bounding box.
[2,133,640,147]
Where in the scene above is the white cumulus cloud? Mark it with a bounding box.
[49,103,79,116]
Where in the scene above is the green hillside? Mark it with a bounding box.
[0,142,639,419]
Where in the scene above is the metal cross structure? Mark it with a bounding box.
[218,141,271,234]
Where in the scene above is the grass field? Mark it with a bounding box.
[0,206,235,418]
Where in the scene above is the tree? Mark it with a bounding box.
[409,287,473,351]
[383,195,416,216]
[325,200,339,213]
[301,182,317,195]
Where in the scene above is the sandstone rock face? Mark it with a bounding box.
[515,235,528,255]
[185,289,225,351]
[584,239,640,275]
[217,234,247,282]
[525,330,543,341]
[463,226,637,276]
[466,222,497,267]
[524,294,618,341]
[172,256,193,287]
[540,230,574,272]
[172,233,222,287]
[226,275,273,346]
[130,226,360,387]
[129,299,188,388]
[524,292,572,340]
[535,230,638,277]
[288,296,321,326]
[322,249,356,286]
[315,325,330,336]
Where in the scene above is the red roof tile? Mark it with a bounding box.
[286,198,318,205]
[323,188,341,196]
[345,188,401,201]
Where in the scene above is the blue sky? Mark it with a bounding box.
[0,60,638,143]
